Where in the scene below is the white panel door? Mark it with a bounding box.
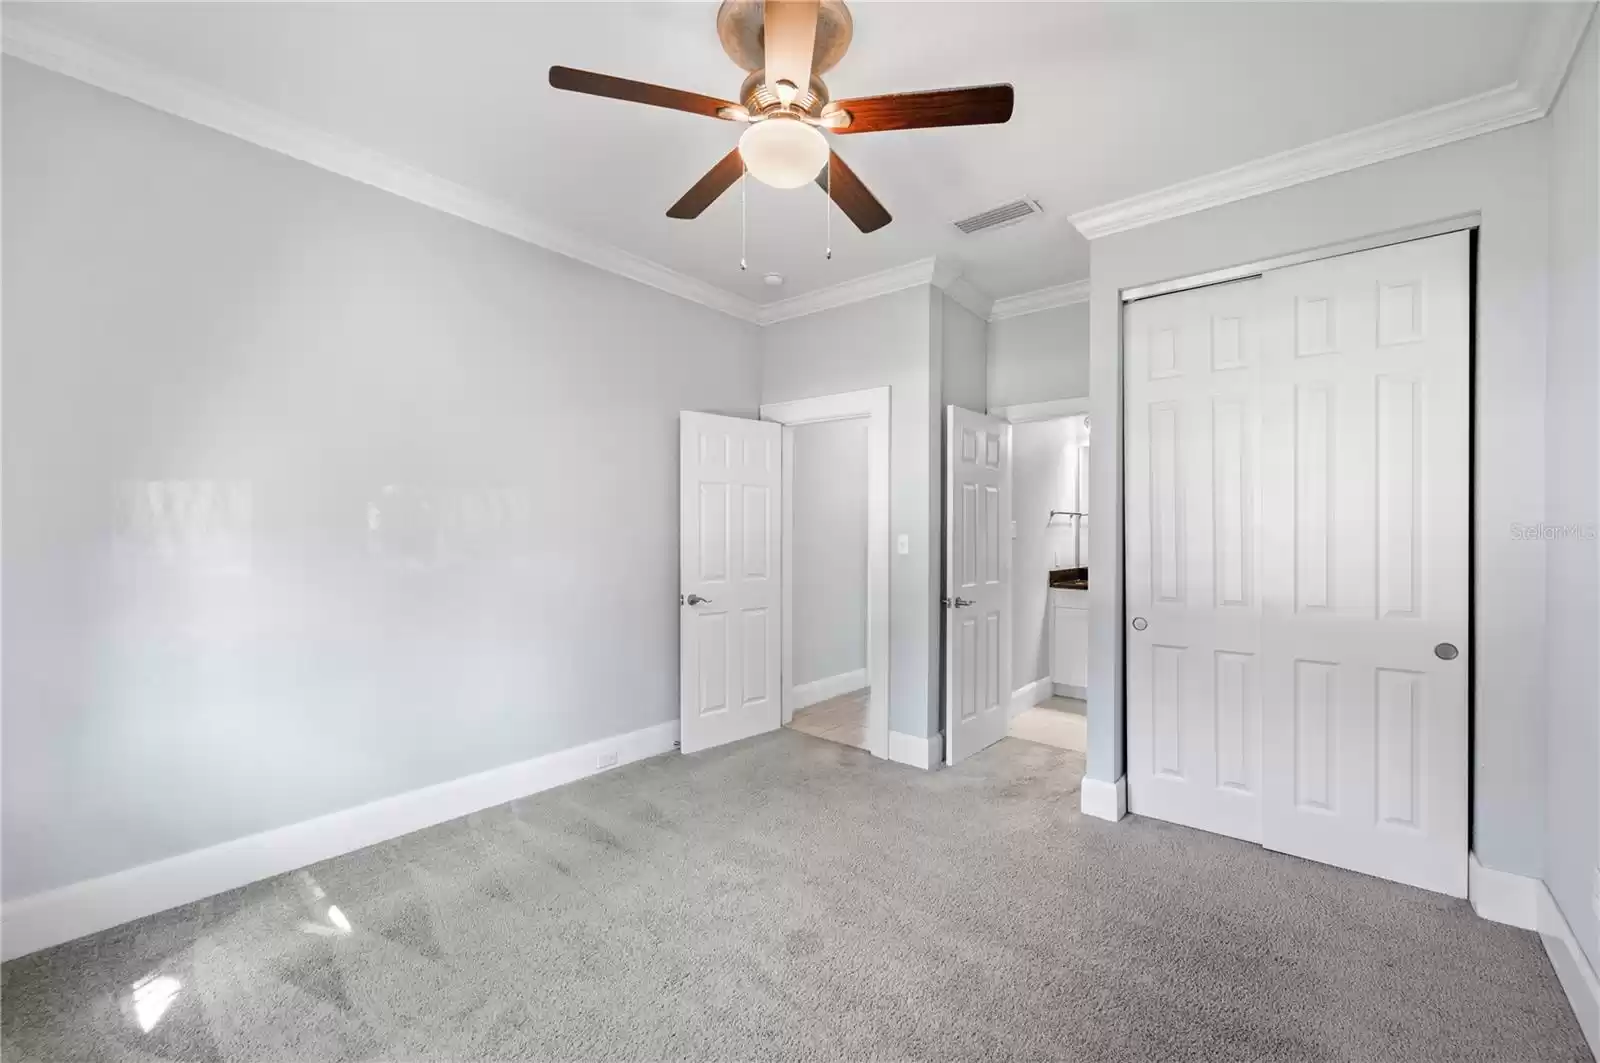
[945,406,1012,765]
[1125,278,1265,843]
[679,412,783,755]
[1258,231,1470,896]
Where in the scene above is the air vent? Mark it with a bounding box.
[953,198,1043,235]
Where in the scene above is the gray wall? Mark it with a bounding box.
[1543,12,1599,972]
[1,61,761,900]
[988,302,1090,408]
[759,287,940,738]
[938,294,989,413]
[790,418,868,686]
[1087,119,1552,878]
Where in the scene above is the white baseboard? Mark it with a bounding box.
[1468,852,1539,930]
[1052,682,1087,700]
[1008,675,1053,719]
[888,730,940,771]
[1081,774,1126,821]
[0,719,679,961]
[787,668,868,713]
[1539,881,1600,1057]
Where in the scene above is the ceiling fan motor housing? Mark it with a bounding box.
[716,0,855,76]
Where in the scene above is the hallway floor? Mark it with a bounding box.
[2,731,1589,1062]
[786,688,868,750]
[1008,695,1087,752]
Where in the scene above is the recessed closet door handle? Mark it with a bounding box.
[1131,617,1148,631]
[1435,642,1458,660]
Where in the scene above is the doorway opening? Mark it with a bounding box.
[995,400,1091,757]
[759,387,892,760]
[783,415,872,750]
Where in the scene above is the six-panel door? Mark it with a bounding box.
[945,406,1013,765]
[1123,231,1470,897]
[1124,278,1265,843]
[679,412,783,755]
[1257,232,1470,897]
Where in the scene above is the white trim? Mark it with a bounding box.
[888,730,941,770]
[754,259,937,326]
[991,396,1091,423]
[780,427,798,725]
[1068,3,1595,240]
[941,275,996,322]
[12,5,1592,324]
[1517,1,1599,111]
[1080,775,1126,822]
[0,18,975,334]
[1,19,764,324]
[0,720,678,961]
[1008,675,1053,719]
[761,387,891,761]
[988,280,1091,320]
[1468,852,1539,930]
[787,669,869,714]
[1052,683,1088,700]
[1540,881,1600,1057]
[1121,213,1480,304]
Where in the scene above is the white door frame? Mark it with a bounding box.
[990,396,1090,423]
[760,387,891,761]
[1113,217,1478,864]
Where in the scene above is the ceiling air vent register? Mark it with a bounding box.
[954,198,1043,235]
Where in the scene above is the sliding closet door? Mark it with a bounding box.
[1257,231,1470,897]
[1125,278,1264,843]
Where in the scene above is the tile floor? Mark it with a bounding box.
[1007,695,1087,752]
[786,688,869,750]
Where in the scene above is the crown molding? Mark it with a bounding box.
[988,279,1091,321]
[753,257,939,326]
[2,19,766,323]
[1067,83,1539,240]
[1518,1,1597,110]
[931,259,995,321]
[1068,1,1596,241]
[941,276,994,321]
[4,16,975,332]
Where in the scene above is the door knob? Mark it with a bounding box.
[1131,617,1148,631]
[683,594,712,606]
[943,597,974,608]
[1434,642,1458,660]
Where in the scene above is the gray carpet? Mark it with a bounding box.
[2,731,1590,1062]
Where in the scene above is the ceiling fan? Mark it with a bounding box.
[549,0,1014,234]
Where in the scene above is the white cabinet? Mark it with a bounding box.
[1049,588,1089,695]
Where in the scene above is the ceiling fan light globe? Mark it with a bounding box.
[738,118,828,189]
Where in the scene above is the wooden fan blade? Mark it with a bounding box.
[763,1,819,97]
[668,149,745,219]
[826,84,1014,134]
[549,66,744,121]
[816,151,891,233]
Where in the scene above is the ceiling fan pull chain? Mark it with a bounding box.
[824,158,832,260]
[740,164,748,271]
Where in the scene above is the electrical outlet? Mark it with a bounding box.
[596,750,618,770]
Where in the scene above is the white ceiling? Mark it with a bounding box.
[8,2,1545,307]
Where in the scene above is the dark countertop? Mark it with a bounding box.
[1049,567,1089,590]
